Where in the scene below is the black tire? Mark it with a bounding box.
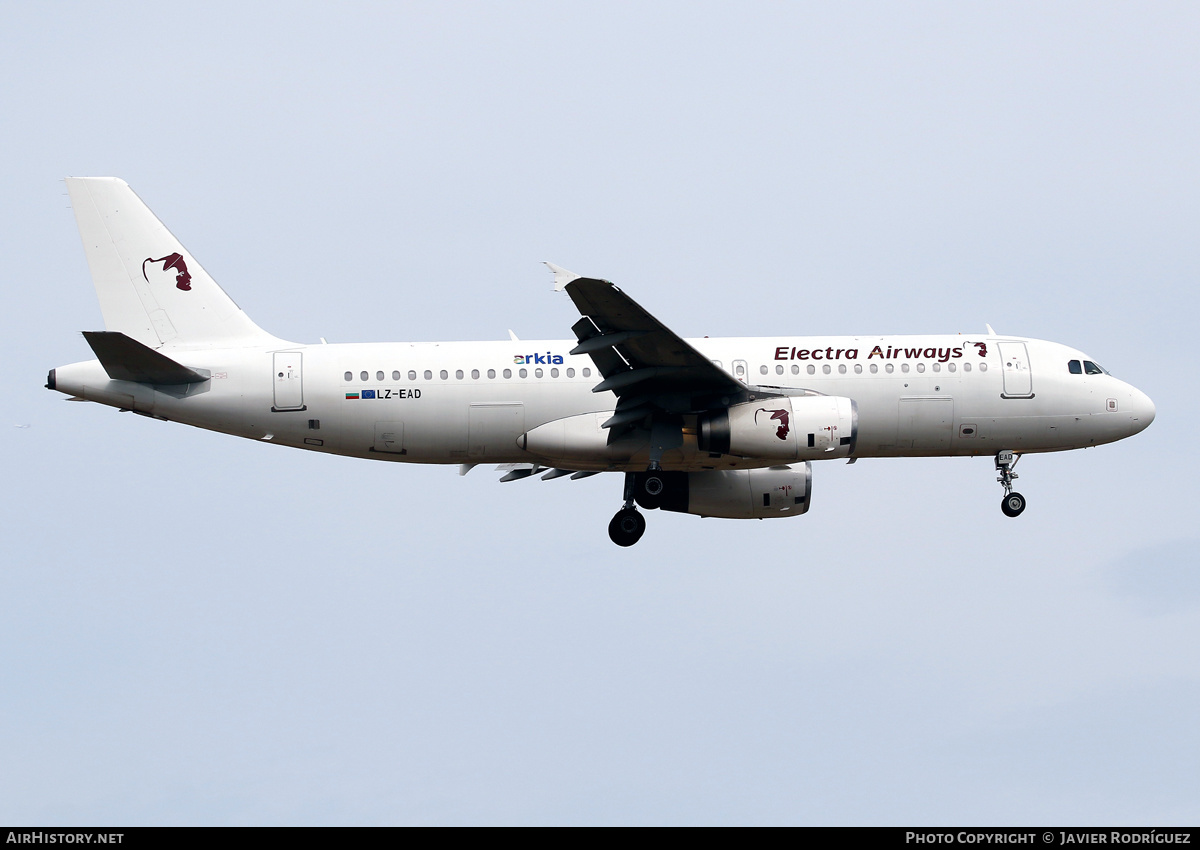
[636,473,666,510]
[608,507,646,546]
[1001,492,1027,517]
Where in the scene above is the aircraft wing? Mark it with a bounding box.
[550,264,749,427]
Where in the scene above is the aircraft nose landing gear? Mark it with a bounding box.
[609,471,647,546]
[995,450,1026,517]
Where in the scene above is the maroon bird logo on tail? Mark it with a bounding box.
[143,253,192,291]
[754,407,790,441]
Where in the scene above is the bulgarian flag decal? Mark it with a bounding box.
[345,392,359,400]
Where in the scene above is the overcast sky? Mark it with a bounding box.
[2,1,1197,825]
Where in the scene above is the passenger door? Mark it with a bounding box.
[998,342,1033,398]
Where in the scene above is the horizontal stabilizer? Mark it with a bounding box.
[82,331,209,385]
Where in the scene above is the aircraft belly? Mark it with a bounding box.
[896,397,955,450]
[357,380,604,463]
[468,403,525,460]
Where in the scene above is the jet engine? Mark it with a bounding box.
[638,464,812,519]
[698,396,856,461]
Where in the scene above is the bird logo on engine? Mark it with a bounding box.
[754,408,790,441]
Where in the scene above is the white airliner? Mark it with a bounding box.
[49,178,1155,545]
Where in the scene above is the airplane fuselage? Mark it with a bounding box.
[51,332,1154,470]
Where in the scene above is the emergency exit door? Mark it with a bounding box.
[272,351,305,411]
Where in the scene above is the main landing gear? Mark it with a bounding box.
[608,472,647,546]
[995,450,1026,517]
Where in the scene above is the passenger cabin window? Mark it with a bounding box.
[471,369,480,379]
[503,368,512,378]
[456,370,464,379]
[760,365,768,375]
[392,370,401,380]
[424,370,432,380]
[409,370,417,380]
[360,371,369,381]
[566,368,575,378]
[1069,360,1082,374]
[344,371,352,381]
[440,370,448,380]
[487,369,496,379]
[1084,360,1105,375]
[519,368,528,378]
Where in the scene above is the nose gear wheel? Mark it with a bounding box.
[1001,492,1027,517]
[995,451,1026,518]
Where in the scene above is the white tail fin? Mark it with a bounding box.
[65,177,280,350]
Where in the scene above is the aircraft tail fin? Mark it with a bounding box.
[65,177,279,350]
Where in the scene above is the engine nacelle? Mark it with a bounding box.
[647,465,813,519]
[698,396,856,461]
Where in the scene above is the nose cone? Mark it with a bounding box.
[1128,387,1155,434]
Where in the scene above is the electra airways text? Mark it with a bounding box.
[48,178,1155,545]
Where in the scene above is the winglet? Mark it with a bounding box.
[986,323,997,336]
[544,262,581,292]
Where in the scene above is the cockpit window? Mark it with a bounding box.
[1068,360,1082,374]
[1083,360,1105,375]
